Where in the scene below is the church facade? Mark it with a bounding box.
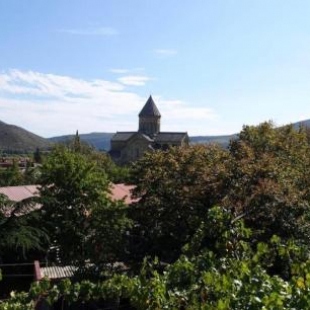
[109,96,189,164]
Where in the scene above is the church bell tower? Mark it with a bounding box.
[138,95,161,137]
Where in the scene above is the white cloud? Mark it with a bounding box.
[110,68,145,74]
[117,75,152,86]
[110,68,129,74]
[0,70,143,136]
[58,27,118,36]
[0,70,218,137]
[154,49,178,57]
[152,97,218,134]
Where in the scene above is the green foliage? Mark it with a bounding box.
[59,131,131,183]
[39,145,131,265]
[87,199,132,265]
[4,211,310,309]
[86,149,131,183]
[129,122,310,264]
[33,148,42,164]
[227,122,310,241]
[130,144,229,262]
[0,194,48,260]
[39,145,108,264]
[23,164,41,185]
[0,160,23,186]
[4,121,310,308]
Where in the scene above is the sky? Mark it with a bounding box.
[1,1,310,138]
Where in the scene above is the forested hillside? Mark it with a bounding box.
[48,132,114,151]
[0,120,51,152]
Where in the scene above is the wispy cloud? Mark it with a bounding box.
[156,98,217,121]
[154,49,178,57]
[58,27,118,36]
[117,75,152,86]
[0,70,217,137]
[0,70,142,136]
[110,68,129,74]
[110,68,145,74]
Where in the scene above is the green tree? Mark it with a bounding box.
[4,211,310,309]
[87,150,131,183]
[33,148,42,164]
[0,194,48,261]
[0,160,23,186]
[39,146,130,265]
[61,131,130,183]
[129,144,229,262]
[226,122,310,242]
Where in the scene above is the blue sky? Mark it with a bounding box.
[1,1,310,137]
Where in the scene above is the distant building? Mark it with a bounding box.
[109,96,189,164]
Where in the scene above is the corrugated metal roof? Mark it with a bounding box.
[138,96,161,117]
[40,265,77,279]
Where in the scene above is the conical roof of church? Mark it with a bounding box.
[139,96,161,117]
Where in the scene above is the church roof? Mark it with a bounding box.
[155,132,188,143]
[111,132,136,142]
[139,96,161,117]
[111,132,154,142]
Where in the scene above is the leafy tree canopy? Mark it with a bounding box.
[130,144,229,262]
[129,122,310,262]
[39,145,130,265]
[0,194,48,262]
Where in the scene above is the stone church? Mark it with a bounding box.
[109,96,189,164]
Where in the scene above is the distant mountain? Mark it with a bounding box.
[48,132,114,151]
[292,119,310,130]
[0,120,51,152]
[190,134,237,148]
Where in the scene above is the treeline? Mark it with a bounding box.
[2,122,310,309]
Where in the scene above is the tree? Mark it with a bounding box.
[4,212,310,309]
[59,132,131,183]
[128,122,310,262]
[24,161,41,185]
[0,194,48,262]
[0,159,23,186]
[129,144,229,262]
[39,146,130,265]
[33,148,42,164]
[226,122,310,242]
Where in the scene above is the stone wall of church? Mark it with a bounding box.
[123,139,151,163]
